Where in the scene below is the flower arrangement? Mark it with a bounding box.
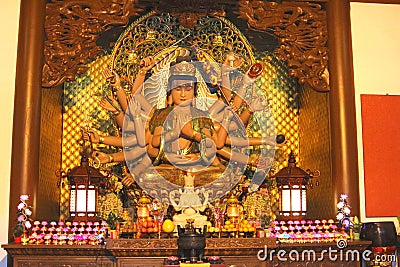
[14,194,33,237]
[97,175,124,230]
[336,194,351,231]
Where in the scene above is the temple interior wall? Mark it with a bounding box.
[1,1,400,266]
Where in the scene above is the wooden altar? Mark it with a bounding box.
[3,238,372,267]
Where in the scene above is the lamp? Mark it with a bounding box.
[226,195,241,219]
[67,152,104,221]
[272,152,319,220]
[137,193,151,220]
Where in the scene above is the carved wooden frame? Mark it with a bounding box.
[8,0,359,237]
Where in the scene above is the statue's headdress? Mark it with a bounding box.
[168,56,197,94]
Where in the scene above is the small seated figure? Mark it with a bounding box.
[173,207,208,229]
[170,172,209,228]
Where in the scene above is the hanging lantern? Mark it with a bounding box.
[272,152,319,220]
[68,153,104,221]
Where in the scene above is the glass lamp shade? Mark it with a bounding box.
[273,152,316,220]
[226,205,240,218]
[137,206,150,218]
[68,153,104,221]
[70,184,97,217]
[279,184,307,219]
[226,195,241,218]
[137,194,151,219]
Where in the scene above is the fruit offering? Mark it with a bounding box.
[139,217,159,233]
[238,220,255,234]
[162,219,175,233]
[223,220,238,233]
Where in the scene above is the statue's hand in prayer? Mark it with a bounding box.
[180,121,196,140]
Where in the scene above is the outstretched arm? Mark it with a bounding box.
[102,68,129,112]
[131,57,154,95]
[127,98,146,147]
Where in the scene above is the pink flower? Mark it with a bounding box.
[17,203,25,210]
[20,195,29,201]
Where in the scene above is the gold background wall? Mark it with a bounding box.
[299,86,333,219]
[38,87,63,220]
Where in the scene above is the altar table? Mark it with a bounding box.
[2,238,372,267]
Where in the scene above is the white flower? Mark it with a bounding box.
[337,202,344,209]
[340,194,348,200]
[20,195,29,201]
[17,203,25,210]
[343,207,351,215]
[24,221,32,229]
[336,213,344,220]
[25,208,32,216]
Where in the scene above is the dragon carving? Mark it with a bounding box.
[43,0,142,87]
[238,0,329,92]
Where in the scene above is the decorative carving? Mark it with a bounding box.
[106,237,276,251]
[238,1,329,92]
[107,238,178,249]
[155,0,226,28]
[43,0,142,87]
[43,1,329,92]
[206,237,276,248]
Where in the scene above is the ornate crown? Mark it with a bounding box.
[169,60,196,77]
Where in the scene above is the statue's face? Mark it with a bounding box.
[170,81,195,106]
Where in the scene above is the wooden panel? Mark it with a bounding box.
[14,256,115,267]
[118,258,164,267]
[361,94,400,217]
